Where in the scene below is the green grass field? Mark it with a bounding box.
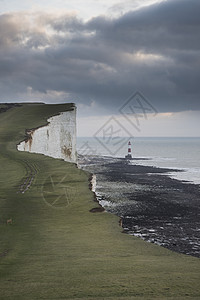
[0,103,199,299]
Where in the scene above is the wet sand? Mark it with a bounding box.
[79,155,200,258]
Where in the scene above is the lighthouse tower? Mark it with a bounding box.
[125,141,132,159]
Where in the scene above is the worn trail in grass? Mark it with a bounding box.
[0,104,199,299]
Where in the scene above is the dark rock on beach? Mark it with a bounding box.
[79,155,200,258]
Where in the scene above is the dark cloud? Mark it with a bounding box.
[0,0,200,113]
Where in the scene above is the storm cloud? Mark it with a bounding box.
[0,0,200,113]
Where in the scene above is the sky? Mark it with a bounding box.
[0,0,200,137]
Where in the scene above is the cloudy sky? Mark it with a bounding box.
[0,0,200,136]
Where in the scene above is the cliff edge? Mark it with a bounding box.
[17,104,77,163]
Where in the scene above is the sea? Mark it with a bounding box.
[77,137,200,184]
[77,137,200,257]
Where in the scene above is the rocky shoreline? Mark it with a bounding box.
[79,155,200,258]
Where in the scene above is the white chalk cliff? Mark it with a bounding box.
[17,108,77,163]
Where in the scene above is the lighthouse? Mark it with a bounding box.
[125,141,132,159]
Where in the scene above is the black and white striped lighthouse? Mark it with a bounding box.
[125,141,132,159]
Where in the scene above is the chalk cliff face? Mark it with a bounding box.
[17,108,77,163]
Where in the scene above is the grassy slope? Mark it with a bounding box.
[0,104,199,300]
